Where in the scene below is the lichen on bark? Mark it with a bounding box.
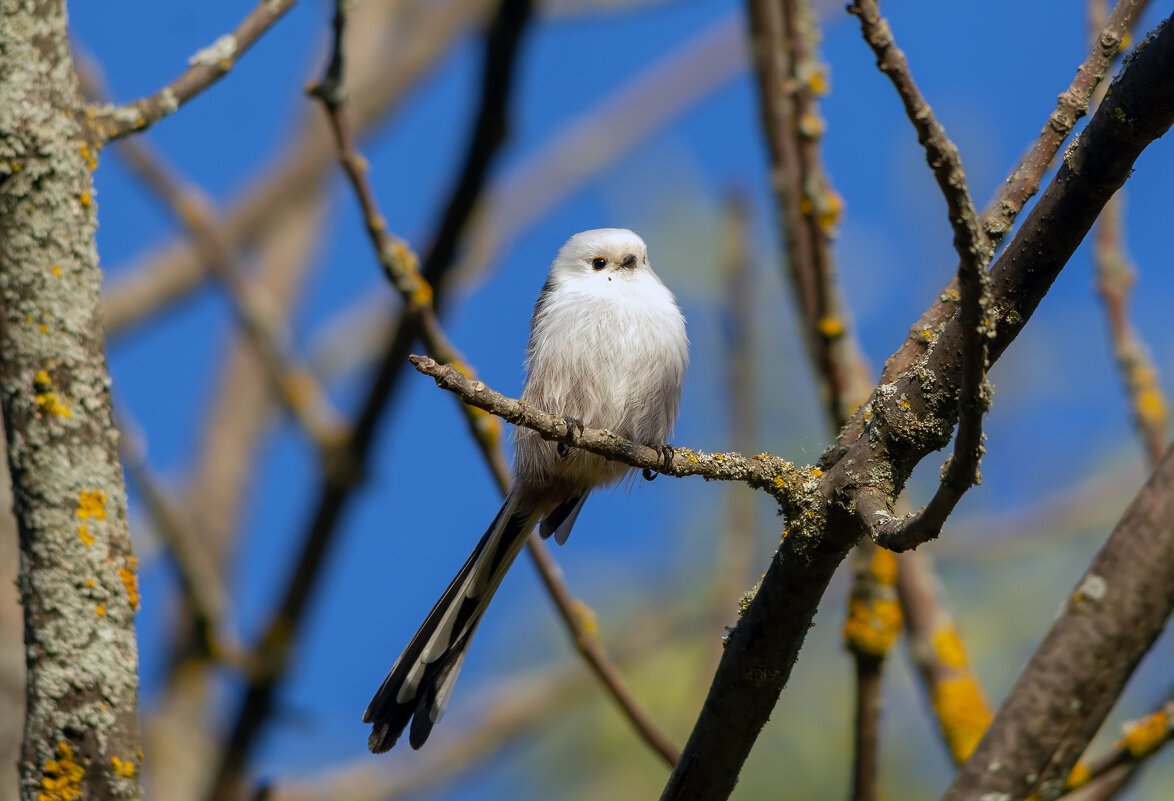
[0,2,143,800]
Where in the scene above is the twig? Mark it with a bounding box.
[1057,696,1174,799]
[842,543,901,801]
[89,0,299,142]
[111,134,350,453]
[269,606,694,801]
[1093,175,1168,471]
[831,0,1148,465]
[982,0,1148,243]
[410,355,803,504]
[848,0,993,552]
[746,0,870,427]
[118,420,238,660]
[713,193,758,621]
[99,0,492,336]
[895,551,992,765]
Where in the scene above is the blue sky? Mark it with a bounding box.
[68,1,1174,798]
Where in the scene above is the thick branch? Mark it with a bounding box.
[943,443,1174,800]
[659,11,1174,800]
[89,0,298,141]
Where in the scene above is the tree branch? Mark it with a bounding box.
[943,443,1174,800]
[832,0,1149,462]
[410,355,804,501]
[848,0,993,552]
[659,10,1174,799]
[89,0,298,142]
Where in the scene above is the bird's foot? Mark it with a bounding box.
[557,416,585,458]
[643,443,675,481]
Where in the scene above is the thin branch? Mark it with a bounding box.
[111,134,350,453]
[99,0,491,336]
[410,355,803,502]
[842,543,901,801]
[831,0,1149,464]
[118,420,240,663]
[746,1,892,794]
[89,0,299,142]
[1058,696,1174,800]
[1093,178,1169,469]
[269,606,694,801]
[713,193,758,620]
[895,551,992,766]
[746,0,870,426]
[848,0,993,552]
[982,0,1149,243]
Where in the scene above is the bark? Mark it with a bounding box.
[0,2,143,800]
[943,445,1174,801]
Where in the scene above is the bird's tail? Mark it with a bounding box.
[364,493,538,752]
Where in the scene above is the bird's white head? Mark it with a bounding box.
[550,228,650,282]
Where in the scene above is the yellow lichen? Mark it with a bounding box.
[1065,761,1091,790]
[798,110,825,139]
[817,316,844,338]
[842,597,903,657]
[77,491,107,521]
[810,468,823,478]
[78,191,92,208]
[77,525,95,547]
[95,604,106,617]
[52,265,62,277]
[38,741,83,801]
[932,676,993,763]
[119,557,141,611]
[37,392,72,418]
[869,547,898,586]
[806,65,830,96]
[110,757,135,778]
[571,599,598,636]
[898,399,911,410]
[932,626,970,669]
[1121,708,1170,758]
[816,189,845,233]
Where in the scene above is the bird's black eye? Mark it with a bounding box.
[591,257,607,270]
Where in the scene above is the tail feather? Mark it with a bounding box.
[364,495,536,753]
[539,493,586,546]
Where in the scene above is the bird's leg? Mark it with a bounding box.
[557,416,585,458]
[643,443,675,481]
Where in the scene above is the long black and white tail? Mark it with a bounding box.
[364,493,540,752]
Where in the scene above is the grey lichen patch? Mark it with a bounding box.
[1072,573,1108,608]
[189,34,238,68]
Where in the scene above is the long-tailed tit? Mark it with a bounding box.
[364,228,688,752]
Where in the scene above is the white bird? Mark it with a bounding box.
[364,228,689,752]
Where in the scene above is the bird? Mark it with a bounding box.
[364,228,689,752]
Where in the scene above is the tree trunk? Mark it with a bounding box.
[0,2,144,800]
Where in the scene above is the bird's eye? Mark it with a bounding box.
[591,257,607,270]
